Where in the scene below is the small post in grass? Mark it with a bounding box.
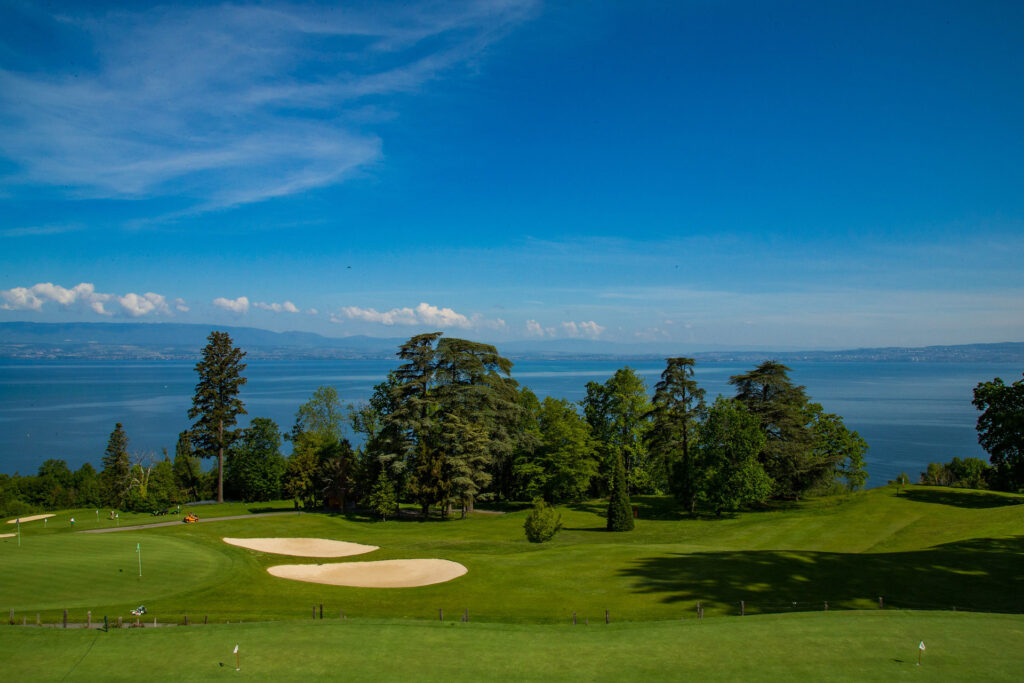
[184,615,189,626]
[87,611,91,628]
[918,641,926,666]
[463,608,468,623]
[605,610,609,624]
[572,612,576,625]
[824,601,828,611]
[103,616,108,632]
[319,603,323,620]
[63,609,68,628]
[878,596,884,610]
[740,601,745,616]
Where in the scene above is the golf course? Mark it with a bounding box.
[1,484,1023,679]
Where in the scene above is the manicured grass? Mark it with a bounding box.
[1,485,1022,624]
[1,611,1022,681]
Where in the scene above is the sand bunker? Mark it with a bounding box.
[222,537,378,558]
[6,514,55,524]
[268,559,468,588]
[0,533,15,538]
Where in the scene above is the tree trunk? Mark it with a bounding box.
[217,419,224,503]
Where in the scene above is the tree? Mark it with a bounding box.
[583,368,654,494]
[188,331,247,503]
[524,499,562,543]
[73,462,101,508]
[36,459,74,509]
[730,361,819,499]
[147,455,178,508]
[290,386,356,510]
[648,357,706,514]
[172,431,202,502]
[606,452,634,531]
[100,422,131,507]
[809,408,869,491]
[284,445,319,508]
[515,397,598,503]
[367,469,398,520]
[227,418,285,502]
[696,397,772,515]
[973,373,1024,491]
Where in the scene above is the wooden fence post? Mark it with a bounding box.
[572,612,576,625]
[319,603,323,620]
[36,613,40,626]
[8,608,13,625]
[153,617,157,627]
[87,611,91,628]
[204,615,208,624]
[63,609,68,628]
[605,610,609,624]
[740,601,745,616]
[184,615,189,626]
[878,597,884,609]
[824,601,828,611]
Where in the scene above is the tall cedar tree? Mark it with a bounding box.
[606,451,634,531]
[648,357,706,514]
[973,372,1024,491]
[583,368,654,494]
[100,422,131,507]
[729,361,820,499]
[188,331,247,503]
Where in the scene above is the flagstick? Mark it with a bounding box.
[17,520,20,548]
[137,544,142,578]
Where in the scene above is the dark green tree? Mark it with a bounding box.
[290,386,356,509]
[227,418,285,502]
[366,468,398,520]
[606,452,634,531]
[172,431,202,502]
[583,368,654,494]
[973,373,1024,491]
[99,422,131,507]
[809,408,869,491]
[73,462,102,508]
[36,459,74,509]
[147,455,178,508]
[523,499,562,542]
[515,397,598,503]
[284,445,320,508]
[648,357,706,514]
[697,397,772,515]
[188,331,247,503]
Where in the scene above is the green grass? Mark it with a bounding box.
[2,485,1022,624]
[1,611,1022,681]
[1,484,1022,677]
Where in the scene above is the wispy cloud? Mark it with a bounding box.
[254,300,300,314]
[0,1,537,213]
[0,281,176,317]
[0,224,84,238]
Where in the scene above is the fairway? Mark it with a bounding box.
[1,611,1022,681]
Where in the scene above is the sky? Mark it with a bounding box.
[1,0,1022,350]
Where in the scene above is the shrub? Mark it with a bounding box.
[606,452,634,531]
[524,500,562,543]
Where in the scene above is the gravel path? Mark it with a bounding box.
[79,511,300,533]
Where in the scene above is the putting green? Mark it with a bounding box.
[0,531,232,611]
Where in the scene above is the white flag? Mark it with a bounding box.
[919,641,926,651]
[233,645,239,654]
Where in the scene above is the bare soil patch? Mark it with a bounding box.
[267,559,468,588]
[222,537,378,558]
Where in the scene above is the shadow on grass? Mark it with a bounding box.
[619,535,1024,613]
[899,488,1023,509]
[247,505,300,514]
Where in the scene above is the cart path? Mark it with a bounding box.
[78,511,300,533]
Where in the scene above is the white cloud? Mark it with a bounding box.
[118,292,170,317]
[174,298,190,312]
[0,2,537,213]
[255,300,300,313]
[561,320,605,339]
[334,302,481,329]
[526,319,545,336]
[305,308,318,316]
[0,281,182,317]
[212,296,250,314]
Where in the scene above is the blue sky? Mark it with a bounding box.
[1,0,1022,349]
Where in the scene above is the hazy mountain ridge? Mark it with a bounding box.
[1,322,1022,363]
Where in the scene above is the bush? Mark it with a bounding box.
[606,453,634,531]
[524,500,562,543]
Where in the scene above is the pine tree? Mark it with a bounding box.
[648,357,706,514]
[606,452,634,531]
[188,331,247,503]
[100,422,131,507]
[367,469,398,521]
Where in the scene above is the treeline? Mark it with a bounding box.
[1,331,872,519]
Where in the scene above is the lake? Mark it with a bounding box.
[0,358,1018,486]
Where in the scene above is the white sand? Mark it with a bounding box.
[222,537,378,558]
[6,514,55,524]
[267,559,468,588]
[0,533,15,538]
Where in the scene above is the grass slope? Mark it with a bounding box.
[1,485,1021,626]
[1,611,1023,681]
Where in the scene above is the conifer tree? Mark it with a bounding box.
[648,357,706,514]
[189,331,247,503]
[606,452,634,531]
[100,422,131,507]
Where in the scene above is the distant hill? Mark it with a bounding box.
[0,322,1022,362]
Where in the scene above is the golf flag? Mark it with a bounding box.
[136,543,140,552]
[234,645,239,654]
[919,641,926,650]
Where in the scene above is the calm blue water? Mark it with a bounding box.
[0,359,1018,487]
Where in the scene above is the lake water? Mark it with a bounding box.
[0,358,1018,487]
